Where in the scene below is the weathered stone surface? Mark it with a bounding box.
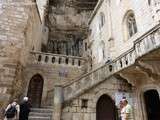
[0,0,160,120]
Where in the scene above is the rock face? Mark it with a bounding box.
[0,0,160,120]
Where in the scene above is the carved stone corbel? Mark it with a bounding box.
[135,61,160,82]
[118,73,136,86]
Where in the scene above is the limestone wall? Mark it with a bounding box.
[0,0,43,108]
[89,0,111,67]
[0,0,29,107]
[89,0,159,67]
[62,76,133,120]
[24,62,85,106]
[24,3,43,53]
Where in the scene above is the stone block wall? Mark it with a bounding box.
[0,0,43,109]
[23,63,85,106]
[0,0,29,108]
[62,76,133,120]
[89,0,159,68]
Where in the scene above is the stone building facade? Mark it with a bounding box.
[0,0,160,120]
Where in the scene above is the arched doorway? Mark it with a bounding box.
[96,95,116,120]
[27,74,44,108]
[144,89,160,120]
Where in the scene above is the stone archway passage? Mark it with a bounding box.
[96,95,117,120]
[144,90,160,120]
[27,74,44,108]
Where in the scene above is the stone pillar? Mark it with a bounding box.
[53,85,63,120]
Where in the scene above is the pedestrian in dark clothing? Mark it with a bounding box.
[19,97,31,120]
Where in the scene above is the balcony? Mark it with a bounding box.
[29,51,86,67]
[114,24,160,72]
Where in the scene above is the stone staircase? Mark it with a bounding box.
[62,23,160,102]
[29,108,53,120]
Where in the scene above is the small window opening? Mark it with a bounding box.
[81,99,88,108]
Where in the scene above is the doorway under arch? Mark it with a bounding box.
[27,74,44,108]
[144,89,160,120]
[96,94,116,120]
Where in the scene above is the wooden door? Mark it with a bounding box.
[27,74,44,108]
[96,95,116,120]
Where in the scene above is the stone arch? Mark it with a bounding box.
[24,70,47,99]
[144,89,160,119]
[24,69,48,107]
[138,84,160,120]
[93,88,115,108]
[96,94,117,120]
[142,89,160,120]
[27,74,44,107]
[140,84,160,96]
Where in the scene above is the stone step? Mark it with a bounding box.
[31,108,53,113]
[29,116,51,120]
[29,108,53,120]
[29,112,52,117]
[42,106,53,109]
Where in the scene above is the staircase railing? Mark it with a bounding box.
[62,23,160,101]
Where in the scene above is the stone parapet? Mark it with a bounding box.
[29,51,87,67]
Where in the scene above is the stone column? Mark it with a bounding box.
[53,85,63,120]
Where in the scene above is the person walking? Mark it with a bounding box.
[19,97,31,120]
[4,99,20,120]
[121,99,134,120]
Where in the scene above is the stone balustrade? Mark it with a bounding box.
[63,63,114,101]
[114,23,160,72]
[29,51,86,67]
[62,24,160,101]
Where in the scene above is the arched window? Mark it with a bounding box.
[123,11,138,40]
[99,12,105,29]
[126,13,137,38]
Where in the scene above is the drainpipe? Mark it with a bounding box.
[53,85,63,120]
